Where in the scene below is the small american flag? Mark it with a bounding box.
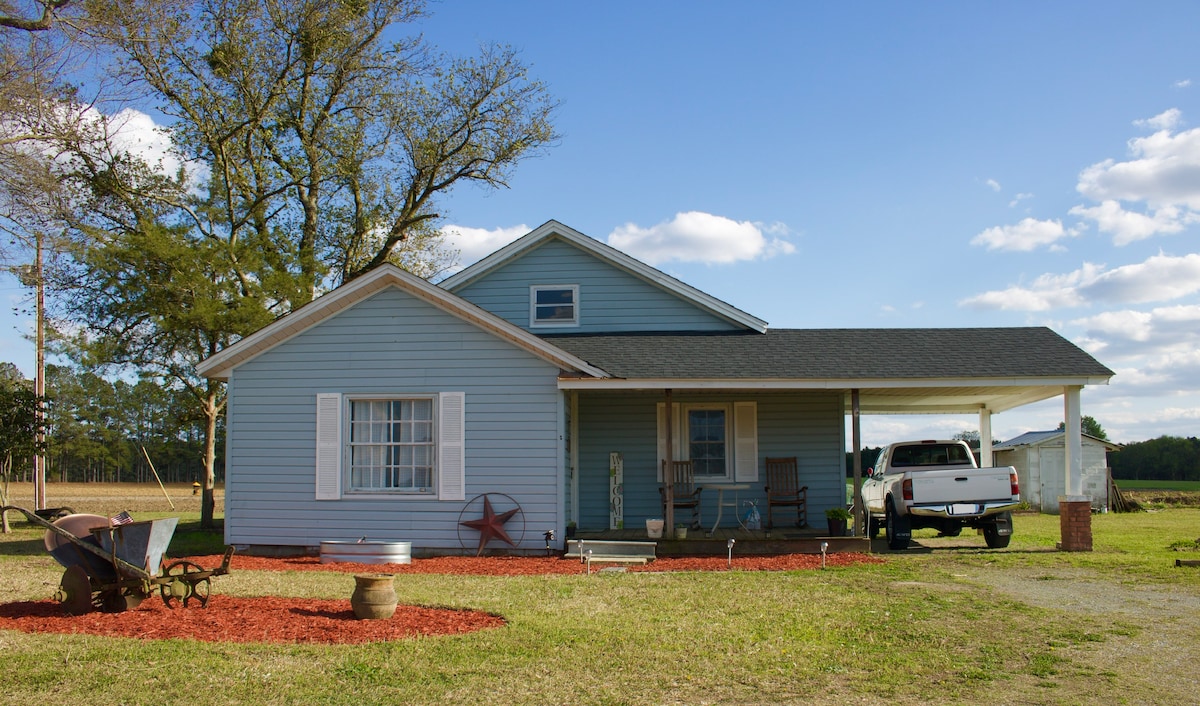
[110,511,134,526]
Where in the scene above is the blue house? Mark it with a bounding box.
[197,220,1114,555]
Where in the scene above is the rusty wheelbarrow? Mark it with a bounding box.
[3,505,234,615]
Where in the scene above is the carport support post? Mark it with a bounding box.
[978,407,993,467]
[1058,385,1092,552]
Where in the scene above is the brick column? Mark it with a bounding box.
[1057,496,1092,552]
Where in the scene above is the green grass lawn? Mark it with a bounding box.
[2,508,1199,705]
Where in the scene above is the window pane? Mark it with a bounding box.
[348,397,436,492]
[536,289,573,305]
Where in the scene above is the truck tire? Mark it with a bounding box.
[867,515,880,539]
[885,501,910,550]
[983,512,1013,549]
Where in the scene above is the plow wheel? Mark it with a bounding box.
[159,560,211,608]
[57,565,95,616]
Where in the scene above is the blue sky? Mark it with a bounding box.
[4,1,1199,447]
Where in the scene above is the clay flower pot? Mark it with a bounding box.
[350,573,397,620]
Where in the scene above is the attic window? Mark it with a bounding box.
[530,285,579,327]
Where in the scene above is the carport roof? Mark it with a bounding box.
[547,327,1114,414]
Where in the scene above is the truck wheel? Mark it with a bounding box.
[885,501,910,550]
[867,515,880,539]
[983,513,1012,549]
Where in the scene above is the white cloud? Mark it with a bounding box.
[960,254,1200,311]
[1073,304,1200,358]
[1134,108,1183,131]
[970,217,1079,252]
[1081,252,1200,303]
[1076,118,1200,211]
[439,224,530,269]
[607,211,795,265]
[1175,79,1192,89]
[1008,192,1033,208]
[986,178,1002,192]
[1068,200,1195,245]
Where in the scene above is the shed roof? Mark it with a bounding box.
[995,430,1122,451]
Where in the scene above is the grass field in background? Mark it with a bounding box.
[1115,479,1200,491]
[2,483,1199,705]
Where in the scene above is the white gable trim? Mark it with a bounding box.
[442,220,768,333]
[197,264,610,381]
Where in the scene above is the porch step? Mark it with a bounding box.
[564,539,657,564]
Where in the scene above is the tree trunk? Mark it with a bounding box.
[200,392,219,529]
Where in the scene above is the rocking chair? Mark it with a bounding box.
[764,456,808,530]
[659,460,703,529]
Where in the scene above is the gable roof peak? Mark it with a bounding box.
[441,220,767,333]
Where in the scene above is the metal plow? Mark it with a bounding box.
[3,505,234,615]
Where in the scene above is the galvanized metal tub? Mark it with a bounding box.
[320,540,412,565]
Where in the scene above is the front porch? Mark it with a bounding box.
[570,526,869,557]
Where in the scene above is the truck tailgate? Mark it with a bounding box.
[910,467,1014,505]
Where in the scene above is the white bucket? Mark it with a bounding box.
[645,519,664,539]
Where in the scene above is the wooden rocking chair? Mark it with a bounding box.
[659,460,703,529]
[764,456,808,530]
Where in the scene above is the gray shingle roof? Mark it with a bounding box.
[544,327,1114,380]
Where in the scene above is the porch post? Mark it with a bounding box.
[979,407,993,467]
[851,389,863,534]
[1063,386,1084,497]
[664,388,675,538]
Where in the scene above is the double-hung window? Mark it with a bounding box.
[657,400,758,483]
[530,285,579,327]
[316,392,465,501]
[348,397,435,493]
[686,405,729,478]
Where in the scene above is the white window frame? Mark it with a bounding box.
[529,284,580,328]
[657,400,758,483]
[683,403,733,481]
[346,394,438,495]
[315,392,466,501]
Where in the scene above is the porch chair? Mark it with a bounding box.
[659,460,703,529]
[764,456,808,530]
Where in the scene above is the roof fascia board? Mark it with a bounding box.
[198,264,610,381]
[442,220,768,333]
[557,376,1113,391]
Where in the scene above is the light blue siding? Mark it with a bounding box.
[574,392,846,530]
[451,238,741,333]
[223,286,563,552]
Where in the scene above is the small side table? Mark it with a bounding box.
[700,483,750,535]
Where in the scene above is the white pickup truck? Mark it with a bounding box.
[860,439,1020,550]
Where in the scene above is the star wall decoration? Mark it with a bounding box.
[459,495,520,556]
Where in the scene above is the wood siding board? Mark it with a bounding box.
[455,239,741,333]
[223,287,564,550]
[573,392,844,530]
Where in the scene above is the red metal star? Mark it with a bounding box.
[459,496,520,556]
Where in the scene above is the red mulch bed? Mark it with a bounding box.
[0,552,880,644]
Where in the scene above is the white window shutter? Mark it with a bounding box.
[656,402,683,481]
[733,401,759,482]
[438,392,466,501]
[315,393,342,500]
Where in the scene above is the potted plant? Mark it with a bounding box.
[675,524,688,539]
[565,521,577,539]
[825,507,852,537]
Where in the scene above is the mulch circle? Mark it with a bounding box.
[0,552,881,644]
